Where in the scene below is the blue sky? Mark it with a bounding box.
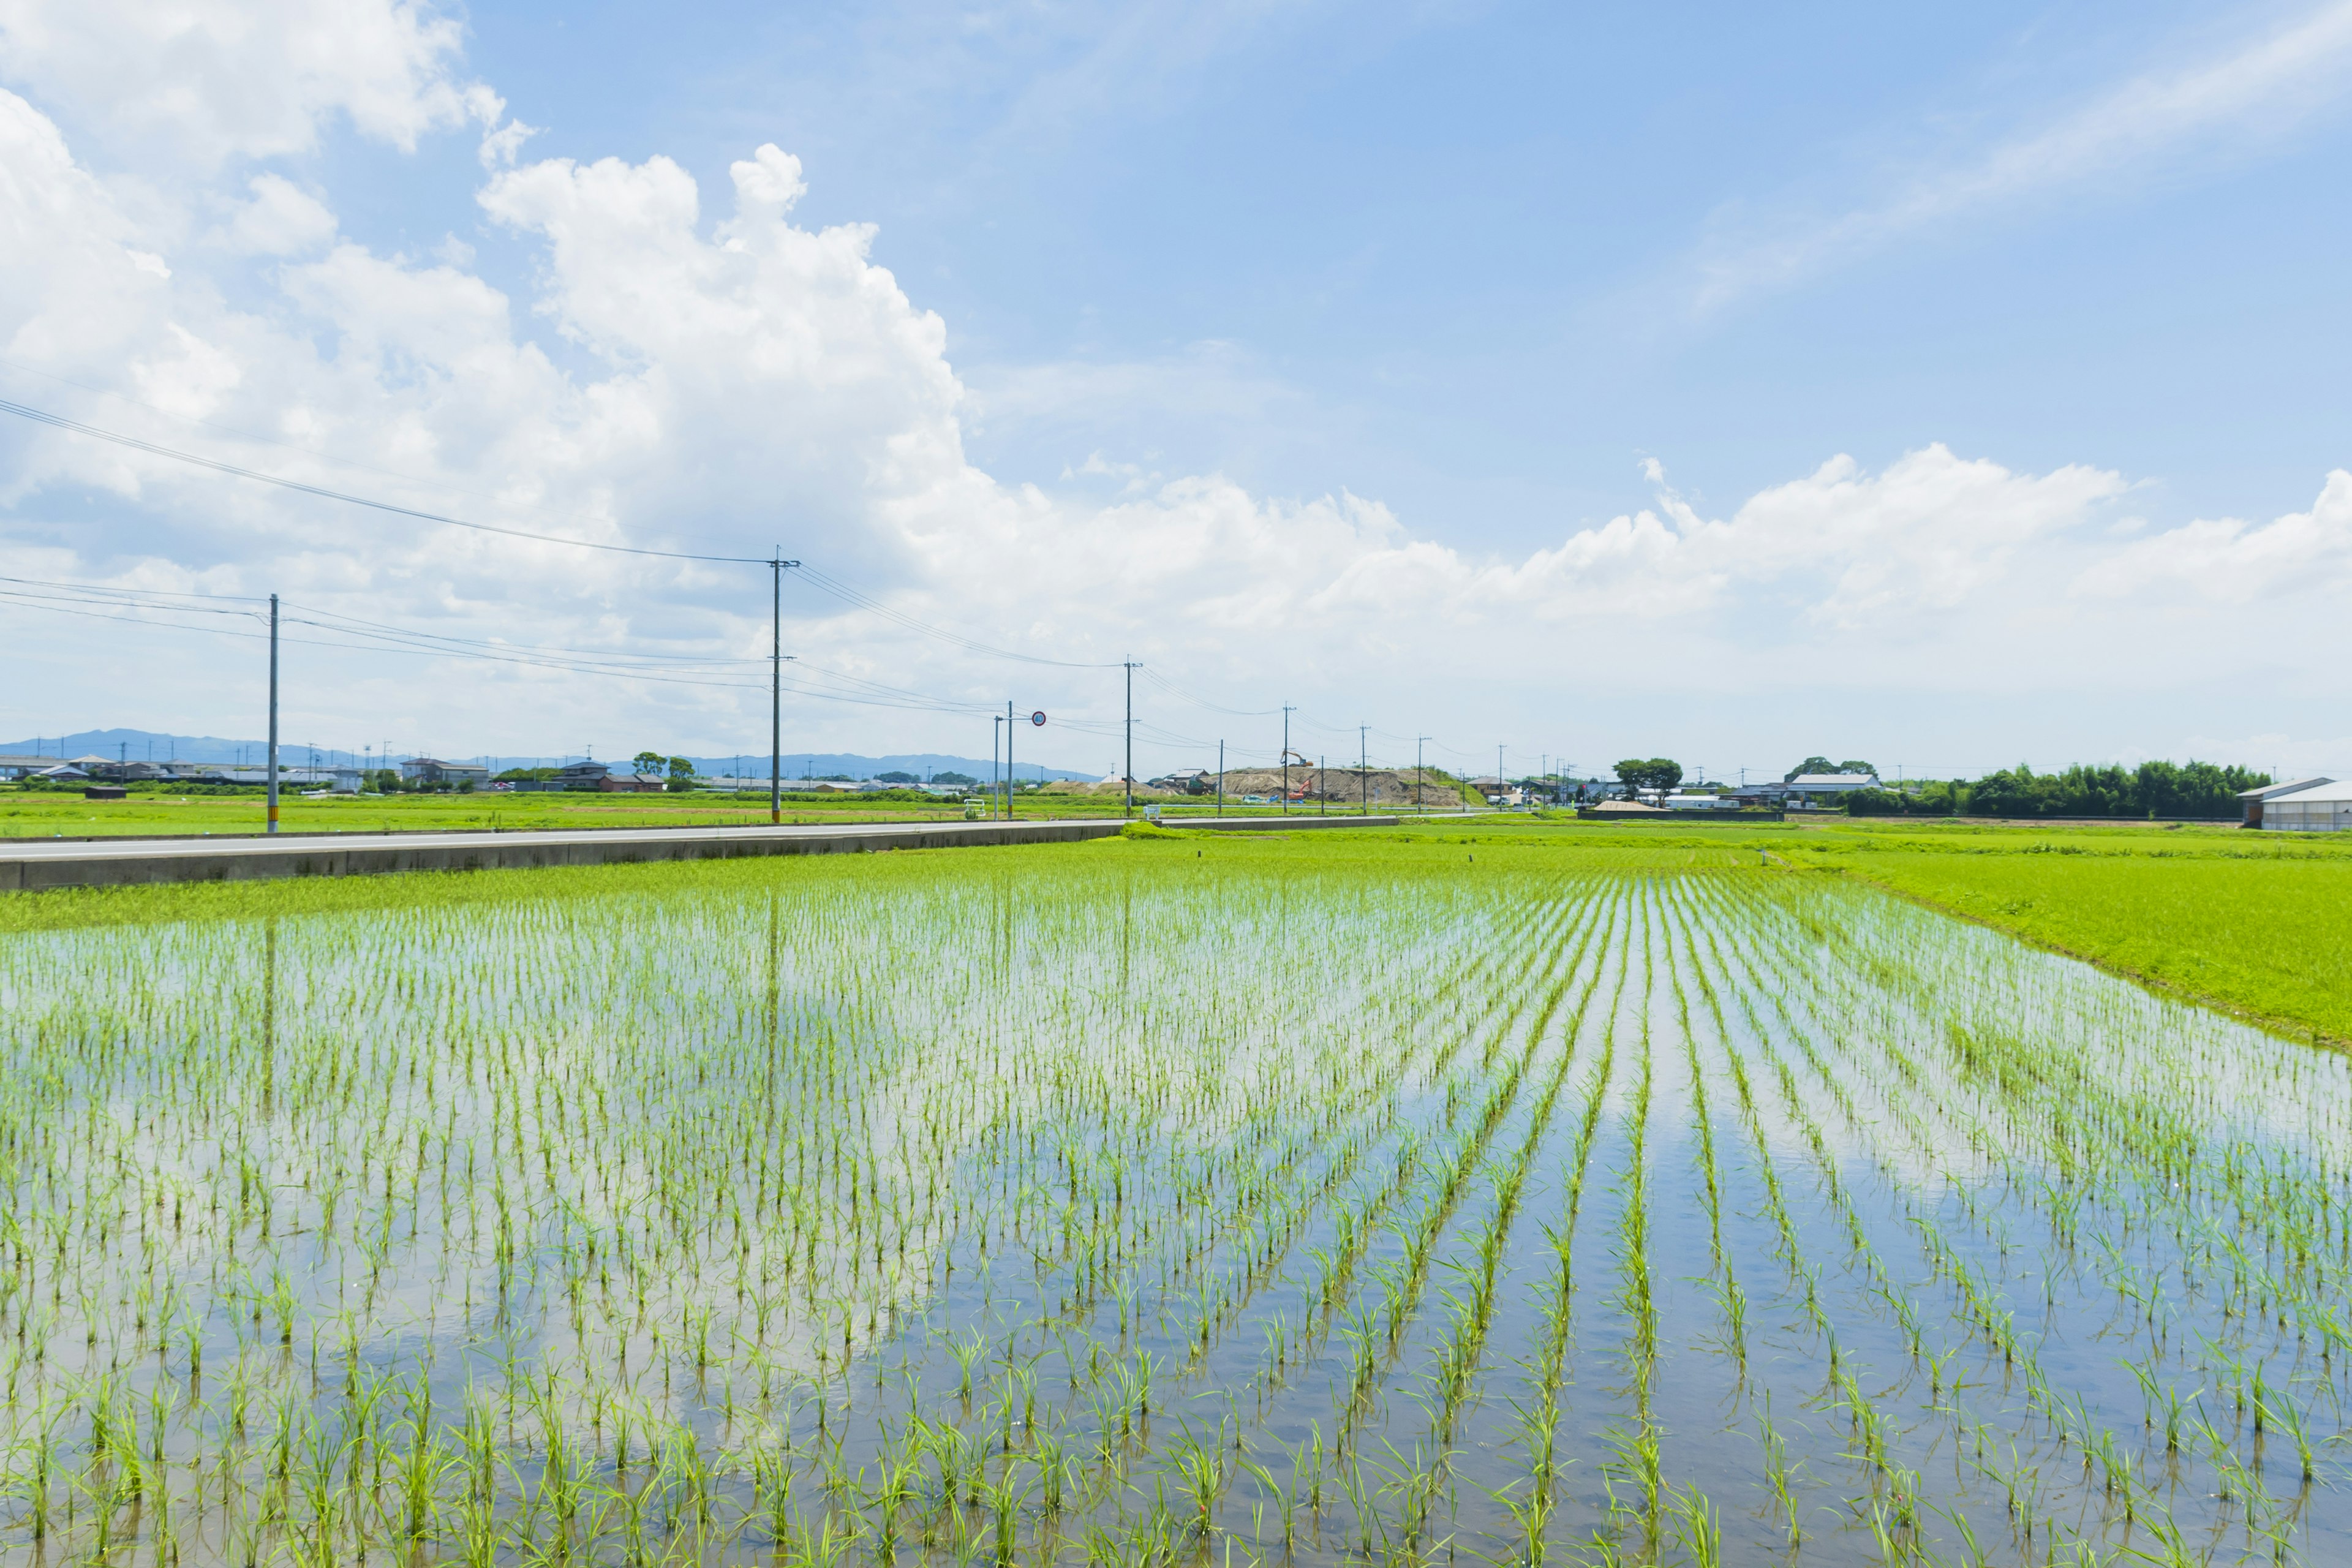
[430,0,2352,538]
[3,1,2350,780]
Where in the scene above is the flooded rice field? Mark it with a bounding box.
[2,855,2348,1566]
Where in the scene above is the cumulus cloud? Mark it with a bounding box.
[0,0,2339,766]
[0,0,496,167]
[216,173,336,256]
[2075,470,2352,603]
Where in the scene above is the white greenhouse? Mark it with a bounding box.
[2258,778,2352,832]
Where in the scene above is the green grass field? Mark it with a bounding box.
[1766,817,2352,1044]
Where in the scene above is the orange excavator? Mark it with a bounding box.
[1281,749,1315,803]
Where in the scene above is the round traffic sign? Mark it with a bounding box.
[1030,710,1046,726]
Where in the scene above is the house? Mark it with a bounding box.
[554,760,612,790]
[2250,778,2352,832]
[2237,777,2332,827]
[399,757,491,786]
[600,772,667,793]
[1662,793,1735,810]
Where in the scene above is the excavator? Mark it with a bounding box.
[1280,749,1315,804]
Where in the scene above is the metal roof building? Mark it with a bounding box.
[2237,777,2332,826]
[1783,772,1880,796]
[2256,778,2352,832]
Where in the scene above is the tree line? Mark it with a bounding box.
[1849,760,2270,820]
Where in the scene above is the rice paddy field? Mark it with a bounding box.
[4,833,2351,1567]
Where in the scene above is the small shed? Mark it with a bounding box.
[2237,777,2332,827]
[2256,779,2352,832]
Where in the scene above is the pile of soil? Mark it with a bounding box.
[1036,779,1186,801]
[1202,767,1470,807]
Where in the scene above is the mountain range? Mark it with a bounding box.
[0,729,1098,782]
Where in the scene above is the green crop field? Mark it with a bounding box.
[0,786,1395,840]
[3,831,2350,1566]
[1769,819,2352,1046]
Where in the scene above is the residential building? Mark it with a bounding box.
[399,757,491,786]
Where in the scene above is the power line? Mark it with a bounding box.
[0,396,1530,765]
[0,395,766,565]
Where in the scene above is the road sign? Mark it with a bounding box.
[1030,710,1046,726]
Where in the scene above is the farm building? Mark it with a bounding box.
[2237,777,2332,827]
[2252,778,2352,832]
[1782,772,1879,801]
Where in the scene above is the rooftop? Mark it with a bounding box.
[2239,777,2332,799]
[2267,779,2352,804]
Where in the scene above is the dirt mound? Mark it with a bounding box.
[1204,767,1468,807]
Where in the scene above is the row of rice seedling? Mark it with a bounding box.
[0,839,2344,1565]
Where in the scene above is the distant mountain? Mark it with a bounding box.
[2,728,277,765]
[0,729,1097,782]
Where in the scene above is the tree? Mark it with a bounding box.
[875,771,918,783]
[1614,758,1683,792]
[1785,755,1836,782]
[932,771,976,787]
[667,756,696,786]
[1836,759,1877,777]
[631,750,665,776]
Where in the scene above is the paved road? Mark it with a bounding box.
[0,817,1126,891]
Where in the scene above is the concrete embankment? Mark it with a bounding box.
[0,818,1128,892]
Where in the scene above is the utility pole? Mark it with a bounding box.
[1005,701,1016,822]
[1359,726,1368,815]
[1123,661,1139,820]
[1417,735,1429,815]
[265,593,280,834]
[769,555,799,826]
[1318,756,1326,816]
[992,715,1004,820]
[1216,740,1224,817]
[1281,705,1295,814]
[1497,744,1504,807]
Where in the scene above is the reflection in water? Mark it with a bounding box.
[0,856,2346,1566]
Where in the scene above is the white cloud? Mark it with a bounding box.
[0,6,2340,769]
[216,173,336,256]
[0,0,495,168]
[1698,1,2352,308]
[2075,470,2352,603]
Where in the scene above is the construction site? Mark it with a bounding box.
[1191,766,1476,808]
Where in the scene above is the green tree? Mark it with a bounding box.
[1614,758,1683,792]
[1836,759,1877,777]
[1785,755,1836,781]
[667,756,696,786]
[632,750,665,776]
